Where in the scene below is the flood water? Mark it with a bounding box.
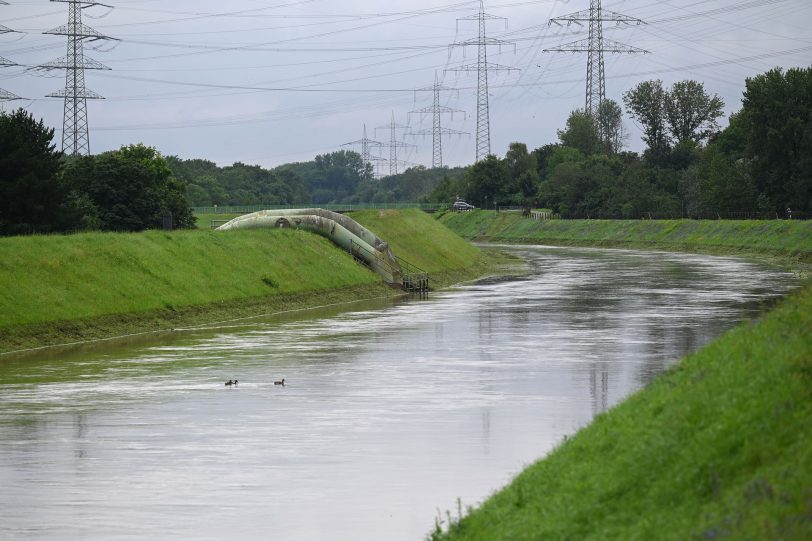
[0,245,798,540]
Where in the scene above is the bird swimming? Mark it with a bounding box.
[274,378,285,386]
[225,379,238,387]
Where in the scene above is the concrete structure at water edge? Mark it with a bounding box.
[216,208,428,292]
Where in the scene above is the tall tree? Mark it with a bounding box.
[464,155,509,208]
[737,67,812,213]
[0,109,83,235]
[623,80,670,163]
[558,109,601,155]
[597,99,626,154]
[505,142,539,208]
[664,80,724,145]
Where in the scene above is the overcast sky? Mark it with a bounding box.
[1,0,811,171]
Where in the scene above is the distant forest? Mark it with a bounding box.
[167,151,467,208]
[170,66,811,219]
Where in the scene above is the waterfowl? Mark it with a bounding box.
[274,378,285,386]
[225,380,233,387]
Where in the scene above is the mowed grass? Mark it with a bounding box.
[349,208,481,274]
[0,209,483,338]
[0,228,379,328]
[438,211,812,262]
[432,283,812,541]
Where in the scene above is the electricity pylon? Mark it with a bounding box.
[38,0,115,156]
[448,0,518,163]
[545,0,646,120]
[409,72,467,169]
[375,111,416,177]
[342,124,386,177]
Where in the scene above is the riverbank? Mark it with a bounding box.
[0,210,489,355]
[438,211,812,270]
[431,281,812,540]
[429,210,812,540]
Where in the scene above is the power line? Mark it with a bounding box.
[0,1,23,104]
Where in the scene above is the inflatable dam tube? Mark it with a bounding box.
[216,209,403,286]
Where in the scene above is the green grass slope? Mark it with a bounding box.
[0,228,379,329]
[433,284,812,541]
[349,208,481,274]
[0,210,484,352]
[439,211,812,263]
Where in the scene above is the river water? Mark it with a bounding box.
[0,246,798,541]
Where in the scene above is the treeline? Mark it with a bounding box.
[0,110,194,236]
[2,66,807,237]
[169,150,467,207]
[174,66,809,218]
[432,67,811,219]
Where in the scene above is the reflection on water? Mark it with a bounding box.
[0,246,797,540]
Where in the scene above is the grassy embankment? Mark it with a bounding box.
[429,210,812,540]
[432,283,812,541]
[439,210,812,268]
[0,209,485,354]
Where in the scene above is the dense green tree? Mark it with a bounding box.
[736,67,812,213]
[167,156,307,207]
[624,80,671,163]
[697,145,758,215]
[425,173,465,205]
[625,80,725,165]
[358,166,468,204]
[558,109,601,155]
[63,144,195,231]
[597,99,626,154]
[278,150,371,204]
[664,80,724,145]
[465,155,509,208]
[540,160,596,217]
[0,109,85,235]
[185,183,211,206]
[505,142,539,208]
[539,153,620,217]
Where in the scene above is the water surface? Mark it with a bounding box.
[0,246,797,540]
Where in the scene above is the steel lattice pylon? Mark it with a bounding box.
[474,8,491,162]
[342,125,386,178]
[375,112,415,177]
[586,0,605,117]
[409,72,467,169]
[40,1,114,156]
[546,0,646,120]
[448,1,518,163]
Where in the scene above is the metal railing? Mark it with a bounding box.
[349,239,429,292]
[209,219,231,229]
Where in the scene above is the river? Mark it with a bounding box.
[0,245,798,540]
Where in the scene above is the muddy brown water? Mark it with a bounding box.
[0,246,798,540]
